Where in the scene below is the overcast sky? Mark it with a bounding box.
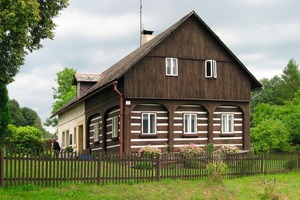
[7,0,300,131]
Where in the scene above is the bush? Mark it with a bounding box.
[64,146,73,153]
[138,145,162,158]
[251,119,290,153]
[135,161,153,170]
[283,160,298,171]
[8,125,44,152]
[180,143,204,157]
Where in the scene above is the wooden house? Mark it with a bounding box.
[53,11,261,154]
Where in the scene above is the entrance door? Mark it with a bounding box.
[78,125,84,154]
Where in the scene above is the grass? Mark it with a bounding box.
[0,172,299,200]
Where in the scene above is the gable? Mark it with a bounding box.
[123,14,256,100]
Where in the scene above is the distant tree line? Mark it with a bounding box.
[6,99,53,151]
[250,59,300,152]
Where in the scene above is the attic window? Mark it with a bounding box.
[205,60,217,78]
[166,57,178,76]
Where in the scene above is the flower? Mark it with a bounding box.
[138,145,162,157]
[180,143,204,157]
[219,145,238,154]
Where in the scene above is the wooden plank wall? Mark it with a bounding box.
[213,106,243,149]
[173,105,208,151]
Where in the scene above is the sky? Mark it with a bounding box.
[7,0,300,131]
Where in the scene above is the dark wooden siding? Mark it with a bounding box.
[105,108,120,152]
[88,114,103,151]
[124,16,252,101]
[85,84,121,152]
[130,104,169,152]
[173,105,208,151]
[212,105,243,149]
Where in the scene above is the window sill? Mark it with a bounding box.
[220,133,235,137]
[139,134,158,138]
[181,134,198,138]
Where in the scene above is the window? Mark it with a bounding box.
[66,130,70,145]
[142,113,156,134]
[74,127,77,144]
[62,131,65,147]
[166,57,178,76]
[94,123,99,142]
[70,134,73,145]
[112,116,119,138]
[184,113,197,134]
[205,60,217,78]
[221,113,234,134]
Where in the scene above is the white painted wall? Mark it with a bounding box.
[58,103,86,153]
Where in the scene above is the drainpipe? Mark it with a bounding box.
[113,81,123,158]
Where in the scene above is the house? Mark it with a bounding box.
[52,11,261,154]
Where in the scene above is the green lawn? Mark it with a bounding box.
[0,172,299,200]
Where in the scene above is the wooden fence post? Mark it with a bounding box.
[0,148,4,187]
[261,152,266,175]
[156,154,161,182]
[97,152,101,185]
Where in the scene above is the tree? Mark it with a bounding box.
[0,0,68,143]
[7,99,24,126]
[0,0,69,84]
[0,83,10,146]
[277,59,300,102]
[52,67,77,113]
[44,67,76,128]
[8,99,45,132]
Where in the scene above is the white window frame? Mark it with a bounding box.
[142,113,157,134]
[221,113,234,134]
[94,123,100,142]
[166,57,178,76]
[205,60,217,78]
[112,116,119,138]
[183,113,197,134]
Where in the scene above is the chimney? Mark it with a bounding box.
[141,29,155,45]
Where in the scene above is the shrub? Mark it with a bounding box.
[283,160,298,171]
[180,143,204,157]
[64,146,73,153]
[135,161,153,170]
[219,145,238,154]
[206,161,228,182]
[138,145,162,158]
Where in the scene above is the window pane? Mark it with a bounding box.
[150,114,156,133]
[172,58,178,75]
[166,58,171,75]
[142,114,149,133]
[191,114,196,133]
[112,117,118,138]
[222,114,234,133]
[184,114,189,133]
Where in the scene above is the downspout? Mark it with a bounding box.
[113,81,123,158]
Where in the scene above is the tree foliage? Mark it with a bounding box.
[250,119,290,152]
[251,59,300,152]
[44,67,76,128]
[8,99,45,131]
[0,0,69,84]
[52,67,76,113]
[0,83,10,146]
[7,124,44,151]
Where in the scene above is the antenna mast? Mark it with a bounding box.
[140,0,143,46]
